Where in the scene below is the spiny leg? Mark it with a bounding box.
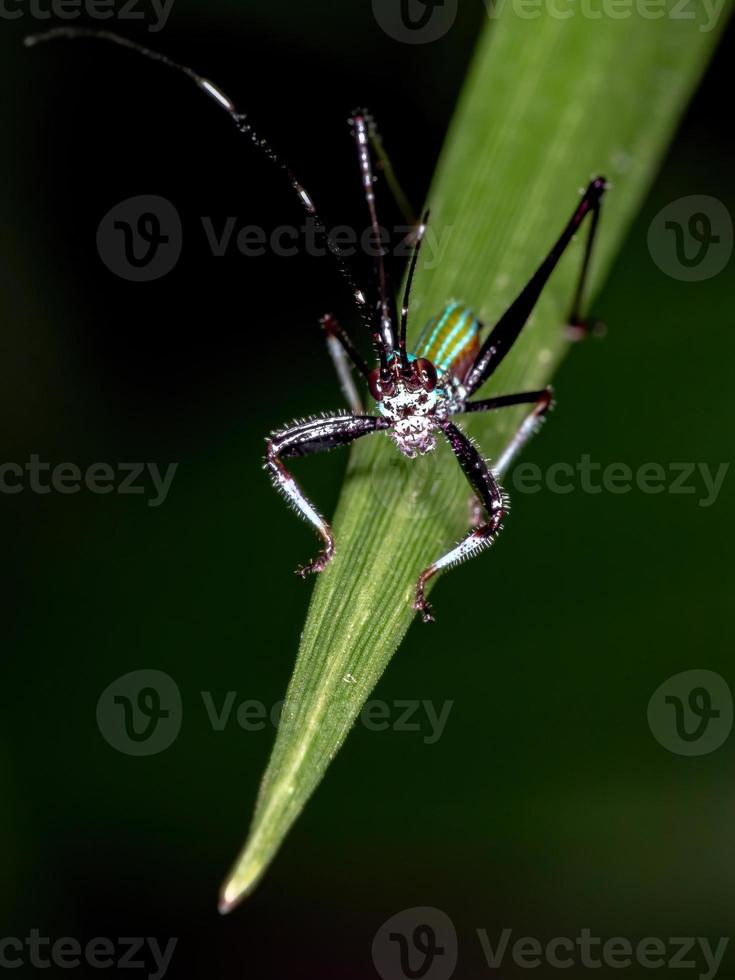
[463,177,607,398]
[321,313,369,414]
[265,414,389,576]
[463,388,553,477]
[414,421,506,623]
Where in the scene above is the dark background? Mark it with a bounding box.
[1,0,733,977]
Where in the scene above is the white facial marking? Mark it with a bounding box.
[378,383,440,457]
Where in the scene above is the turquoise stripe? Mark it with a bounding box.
[444,317,479,368]
[416,301,459,357]
[414,302,479,378]
[435,310,471,366]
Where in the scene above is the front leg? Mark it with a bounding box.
[265,413,389,576]
[414,421,506,623]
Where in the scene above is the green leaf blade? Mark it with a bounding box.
[220,0,731,911]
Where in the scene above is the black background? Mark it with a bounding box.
[2,1,734,977]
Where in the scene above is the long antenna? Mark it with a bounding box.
[25,28,391,373]
[350,111,395,380]
[399,210,429,374]
[367,119,417,229]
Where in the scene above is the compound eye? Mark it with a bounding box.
[368,368,394,401]
[414,358,437,392]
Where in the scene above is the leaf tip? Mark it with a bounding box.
[218,853,266,914]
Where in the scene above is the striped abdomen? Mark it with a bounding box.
[414,301,480,384]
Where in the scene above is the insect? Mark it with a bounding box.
[27,28,607,622]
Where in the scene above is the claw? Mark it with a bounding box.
[413,589,435,624]
[295,549,333,577]
[415,601,435,624]
[296,561,321,577]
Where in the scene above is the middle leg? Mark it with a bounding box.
[321,313,369,414]
[414,420,506,623]
[463,387,553,477]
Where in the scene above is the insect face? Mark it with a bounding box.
[370,354,443,457]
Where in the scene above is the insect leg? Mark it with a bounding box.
[321,314,369,414]
[414,421,506,623]
[462,388,553,477]
[566,191,606,341]
[463,177,607,398]
[266,414,389,576]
